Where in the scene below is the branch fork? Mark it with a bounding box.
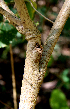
[0,0,70,109]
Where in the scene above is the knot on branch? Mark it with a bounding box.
[31,43,43,63]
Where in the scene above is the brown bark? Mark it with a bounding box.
[0,0,70,108]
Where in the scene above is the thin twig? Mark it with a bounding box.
[29,0,54,24]
[10,44,17,109]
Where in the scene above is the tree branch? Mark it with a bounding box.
[15,0,42,109]
[14,0,41,40]
[18,0,70,108]
[0,7,21,25]
[0,0,41,39]
[39,0,70,76]
[0,7,26,34]
[0,0,14,15]
[0,0,26,34]
[0,0,69,109]
[14,0,35,28]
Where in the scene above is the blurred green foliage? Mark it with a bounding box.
[50,89,69,109]
[47,55,54,67]
[0,22,17,47]
[64,17,70,30]
[37,6,47,32]
[62,17,70,37]
[60,69,69,83]
[60,69,70,89]
[0,0,36,48]
[25,0,37,20]
[4,0,12,3]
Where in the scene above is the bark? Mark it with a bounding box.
[14,1,42,108]
[19,0,70,108]
[39,0,70,80]
[0,0,25,34]
[0,0,70,109]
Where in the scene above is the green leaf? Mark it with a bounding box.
[0,41,6,48]
[0,14,3,22]
[60,69,69,82]
[50,89,69,109]
[4,0,12,3]
[25,0,37,20]
[34,21,39,27]
[0,22,17,48]
[47,55,54,67]
[9,7,17,14]
[64,17,70,30]
[44,70,49,78]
